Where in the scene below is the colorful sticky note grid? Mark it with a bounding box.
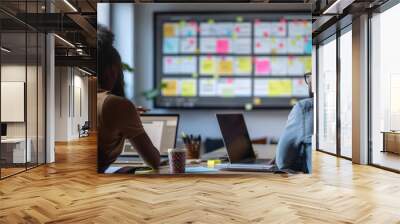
[255,58,272,75]
[218,59,233,75]
[162,80,177,96]
[216,39,230,54]
[268,80,292,96]
[181,80,196,97]
[163,24,176,38]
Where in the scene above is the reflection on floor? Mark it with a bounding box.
[0,135,400,223]
[0,167,25,177]
[373,150,400,171]
[0,163,41,178]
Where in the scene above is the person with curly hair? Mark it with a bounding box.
[97,25,160,173]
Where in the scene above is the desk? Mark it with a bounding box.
[1,138,31,164]
[111,144,277,175]
[382,131,400,154]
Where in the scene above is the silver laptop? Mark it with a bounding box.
[114,114,179,164]
[216,114,274,172]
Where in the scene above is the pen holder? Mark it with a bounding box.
[186,143,201,159]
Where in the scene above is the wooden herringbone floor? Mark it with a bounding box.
[1,135,400,224]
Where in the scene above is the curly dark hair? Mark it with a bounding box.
[97,24,125,97]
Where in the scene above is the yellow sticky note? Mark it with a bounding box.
[208,19,215,24]
[268,79,292,96]
[163,24,176,38]
[162,80,177,96]
[218,59,233,75]
[232,32,238,39]
[181,80,196,97]
[237,57,252,74]
[253,97,262,105]
[288,59,294,66]
[303,57,312,73]
[192,73,198,78]
[201,58,215,75]
[179,20,186,27]
[207,160,221,168]
[271,37,276,44]
[236,16,244,22]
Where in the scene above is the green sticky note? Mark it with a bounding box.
[245,103,253,111]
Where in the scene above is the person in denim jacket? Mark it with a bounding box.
[275,73,314,173]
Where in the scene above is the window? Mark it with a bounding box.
[370,2,400,171]
[339,28,352,158]
[317,36,337,154]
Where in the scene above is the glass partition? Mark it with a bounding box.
[339,28,352,158]
[0,2,46,179]
[1,31,28,177]
[370,3,400,171]
[317,36,337,154]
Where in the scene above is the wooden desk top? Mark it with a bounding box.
[112,144,277,175]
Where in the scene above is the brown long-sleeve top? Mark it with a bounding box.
[97,91,160,173]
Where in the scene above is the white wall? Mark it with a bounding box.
[54,67,89,141]
[132,3,311,140]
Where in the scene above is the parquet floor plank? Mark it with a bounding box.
[0,135,400,223]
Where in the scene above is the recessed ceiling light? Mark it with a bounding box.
[63,0,78,12]
[1,47,11,53]
[78,67,92,76]
[54,34,75,48]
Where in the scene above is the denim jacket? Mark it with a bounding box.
[275,98,314,173]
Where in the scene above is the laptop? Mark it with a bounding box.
[216,114,274,171]
[113,114,179,164]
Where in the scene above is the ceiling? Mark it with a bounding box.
[0,0,390,73]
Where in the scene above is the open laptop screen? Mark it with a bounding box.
[121,114,179,155]
[216,114,256,163]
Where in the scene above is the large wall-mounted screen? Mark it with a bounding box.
[154,12,312,109]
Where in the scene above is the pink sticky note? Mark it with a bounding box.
[166,57,172,64]
[254,19,261,25]
[216,39,229,54]
[189,38,195,45]
[226,78,234,84]
[255,59,271,75]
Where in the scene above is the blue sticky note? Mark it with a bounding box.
[304,39,312,54]
[163,38,179,54]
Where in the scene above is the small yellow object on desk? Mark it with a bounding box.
[207,159,221,168]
